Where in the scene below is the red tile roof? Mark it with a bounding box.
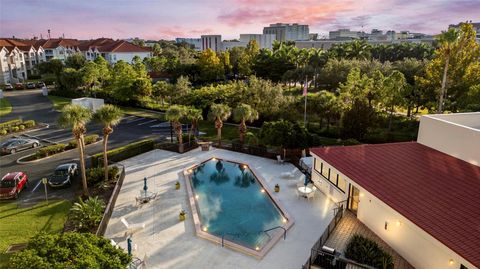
[97,40,151,53]
[0,38,33,52]
[310,142,480,267]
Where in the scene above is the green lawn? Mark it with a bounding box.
[198,121,259,141]
[0,200,71,267]
[119,105,165,120]
[0,98,12,118]
[47,95,71,111]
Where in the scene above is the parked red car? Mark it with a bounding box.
[14,83,24,90]
[0,172,28,199]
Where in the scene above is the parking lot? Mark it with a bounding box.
[0,113,190,203]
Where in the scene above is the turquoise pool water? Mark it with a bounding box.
[190,158,286,250]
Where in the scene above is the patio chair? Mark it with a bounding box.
[306,190,316,201]
[121,217,145,237]
[281,171,295,179]
[276,155,284,165]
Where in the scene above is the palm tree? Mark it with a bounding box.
[70,196,105,231]
[58,104,92,197]
[436,28,460,114]
[166,105,187,152]
[233,104,258,144]
[186,107,203,143]
[93,104,123,182]
[208,104,231,146]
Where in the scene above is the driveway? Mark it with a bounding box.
[1,89,58,124]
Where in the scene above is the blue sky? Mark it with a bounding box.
[1,0,479,40]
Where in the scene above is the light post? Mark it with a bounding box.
[42,178,48,204]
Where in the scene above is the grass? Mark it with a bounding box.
[198,121,259,141]
[47,95,71,111]
[0,200,71,267]
[119,105,165,120]
[0,98,12,118]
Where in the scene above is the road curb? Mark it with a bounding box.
[16,138,103,164]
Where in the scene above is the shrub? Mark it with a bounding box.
[0,119,22,129]
[12,126,19,132]
[86,166,121,186]
[7,232,131,268]
[18,124,25,130]
[23,120,36,128]
[345,234,394,269]
[0,129,7,135]
[36,144,67,158]
[70,196,105,231]
[91,139,155,167]
[67,134,99,149]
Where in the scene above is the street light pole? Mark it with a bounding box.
[42,178,48,204]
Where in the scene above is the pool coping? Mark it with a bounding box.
[183,157,295,259]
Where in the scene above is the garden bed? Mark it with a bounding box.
[0,119,43,136]
[17,134,101,163]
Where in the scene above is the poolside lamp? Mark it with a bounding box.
[143,177,148,193]
[127,237,132,256]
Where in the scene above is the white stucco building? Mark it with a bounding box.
[201,35,222,52]
[0,39,28,84]
[239,34,276,49]
[96,40,151,64]
[263,23,309,42]
[310,112,480,269]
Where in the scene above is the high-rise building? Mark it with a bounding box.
[328,29,361,40]
[201,35,222,52]
[263,23,309,42]
[239,34,276,49]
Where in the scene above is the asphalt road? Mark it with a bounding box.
[0,90,182,203]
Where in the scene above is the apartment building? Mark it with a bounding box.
[239,34,276,49]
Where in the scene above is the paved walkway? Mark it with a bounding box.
[325,211,414,269]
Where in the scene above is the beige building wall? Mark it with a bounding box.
[417,113,480,166]
[311,153,477,269]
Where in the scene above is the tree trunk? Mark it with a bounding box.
[217,127,222,146]
[103,134,109,182]
[407,106,411,118]
[438,54,450,114]
[78,135,89,197]
[239,120,247,144]
[388,105,394,131]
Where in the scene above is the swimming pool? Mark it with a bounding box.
[184,158,293,258]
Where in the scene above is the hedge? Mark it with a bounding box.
[345,234,394,269]
[0,119,22,129]
[0,119,36,136]
[67,134,99,149]
[91,139,155,167]
[36,144,67,158]
[86,166,120,186]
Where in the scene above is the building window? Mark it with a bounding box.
[314,158,346,193]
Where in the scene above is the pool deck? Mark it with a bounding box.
[105,148,337,269]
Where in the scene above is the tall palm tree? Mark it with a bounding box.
[233,104,258,144]
[93,104,123,182]
[166,105,187,152]
[436,28,460,114]
[186,107,203,143]
[208,104,231,146]
[58,104,92,197]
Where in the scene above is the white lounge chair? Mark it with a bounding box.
[276,155,284,165]
[281,171,295,178]
[121,217,145,236]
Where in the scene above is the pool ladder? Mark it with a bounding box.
[221,226,287,248]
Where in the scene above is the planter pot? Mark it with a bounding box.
[179,211,186,221]
[175,181,181,190]
[274,184,280,193]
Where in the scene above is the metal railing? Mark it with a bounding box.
[221,225,287,248]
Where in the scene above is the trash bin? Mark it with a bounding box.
[42,87,48,96]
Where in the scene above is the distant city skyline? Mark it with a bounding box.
[1,0,479,40]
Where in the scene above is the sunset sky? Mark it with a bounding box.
[1,0,479,40]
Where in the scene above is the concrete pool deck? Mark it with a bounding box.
[105,148,337,269]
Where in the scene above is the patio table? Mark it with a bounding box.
[298,186,313,198]
[136,191,157,204]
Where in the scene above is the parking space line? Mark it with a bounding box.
[138,119,157,126]
[126,117,145,123]
[31,180,43,193]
